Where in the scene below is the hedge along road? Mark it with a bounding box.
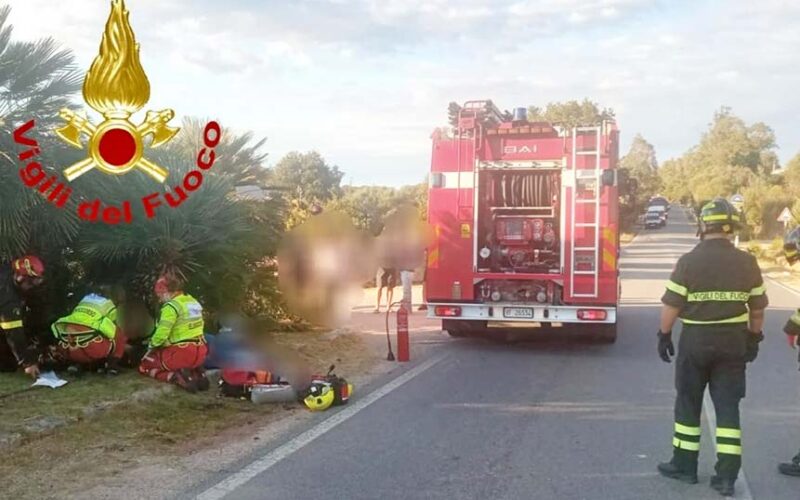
[186,208,800,500]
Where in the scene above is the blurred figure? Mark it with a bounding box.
[418,248,428,312]
[118,299,156,368]
[374,266,398,314]
[205,311,263,371]
[139,274,208,393]
[51,284,127,375]
[375,205,430,314]
[278,211,373,327]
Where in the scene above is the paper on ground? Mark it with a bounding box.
[32,371,68,389]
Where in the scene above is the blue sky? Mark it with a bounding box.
[9,0,800,186]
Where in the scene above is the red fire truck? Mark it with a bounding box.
[424,100,621,342]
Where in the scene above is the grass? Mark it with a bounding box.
[747,239,787,266]
[743,239,800,291]
[0,329,377,499]
[1,383,287,499]
[0,372,156,443]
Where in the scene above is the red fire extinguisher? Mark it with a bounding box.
[396,305,410,362]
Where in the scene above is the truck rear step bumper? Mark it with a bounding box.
[427,303,616,324]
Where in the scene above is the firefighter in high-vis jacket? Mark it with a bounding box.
[778,226,800,476]
[0,256,46,378]
[138,274,208,392]
[51,285,127,374]
[656,198,767,497]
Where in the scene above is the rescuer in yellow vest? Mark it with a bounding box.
[138,274,208,392]
[52,285,127,374]
[656,198,767,497]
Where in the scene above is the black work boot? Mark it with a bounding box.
[105,358,121,376]
[172,369,198,393]
[657,461,698,484]
[194,368,210,392]
[778,452,800,476]
[710,475,735,497]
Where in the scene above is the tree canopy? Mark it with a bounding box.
[271,151,344,228]
[658,107,784,237]
[527,99,615,128]
[0,4,83,260]
[619,134,661,227]
[326,182,427,236]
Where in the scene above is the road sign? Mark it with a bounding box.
[778,207,793,222]
[730,194,744,213]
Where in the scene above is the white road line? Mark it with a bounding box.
[196,355,446,500]
[765,276,800,297]
[703,391,754,500]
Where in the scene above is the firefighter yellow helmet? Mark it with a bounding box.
[784,226,800,265]
[303,380,335,411]
[699,198,740,235]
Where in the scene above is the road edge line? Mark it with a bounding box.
[703,390,754,500]
[196,354,446,500]
[765,276,800,297]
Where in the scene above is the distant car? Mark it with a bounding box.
[645,212,663,229]
[647,205,667,221]
[649,196,670,212]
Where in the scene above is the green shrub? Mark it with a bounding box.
[746,241,764,260]
[769,237,784,255]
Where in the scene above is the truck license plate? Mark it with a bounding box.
[503,307,534,319]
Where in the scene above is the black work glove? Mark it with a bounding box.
[744,331,764,363]
[657,330,675,363]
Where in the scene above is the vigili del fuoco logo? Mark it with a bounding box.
[12,0,221,224]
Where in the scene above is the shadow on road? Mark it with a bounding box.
[447,327,619,352]
[619,262,676,271]
[623,270,672,281]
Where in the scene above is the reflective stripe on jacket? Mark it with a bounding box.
[662,239,768,324]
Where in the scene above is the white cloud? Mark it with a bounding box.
[5,0,800,185]
[568,11,588,24]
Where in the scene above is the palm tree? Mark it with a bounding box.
[0,5,82,259]
[0,5,286,325]
[0,5,85,329]
[75,117,284,319]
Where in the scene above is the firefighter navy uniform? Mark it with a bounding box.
[779,226,800,476]
[662,237,768,483]
[0,263,35,371]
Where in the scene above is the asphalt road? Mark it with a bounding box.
[189,208,800,500]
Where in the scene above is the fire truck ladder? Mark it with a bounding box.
[570,125,602,298]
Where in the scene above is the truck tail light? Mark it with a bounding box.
[577,309,607,321]
[435,306,462,317]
